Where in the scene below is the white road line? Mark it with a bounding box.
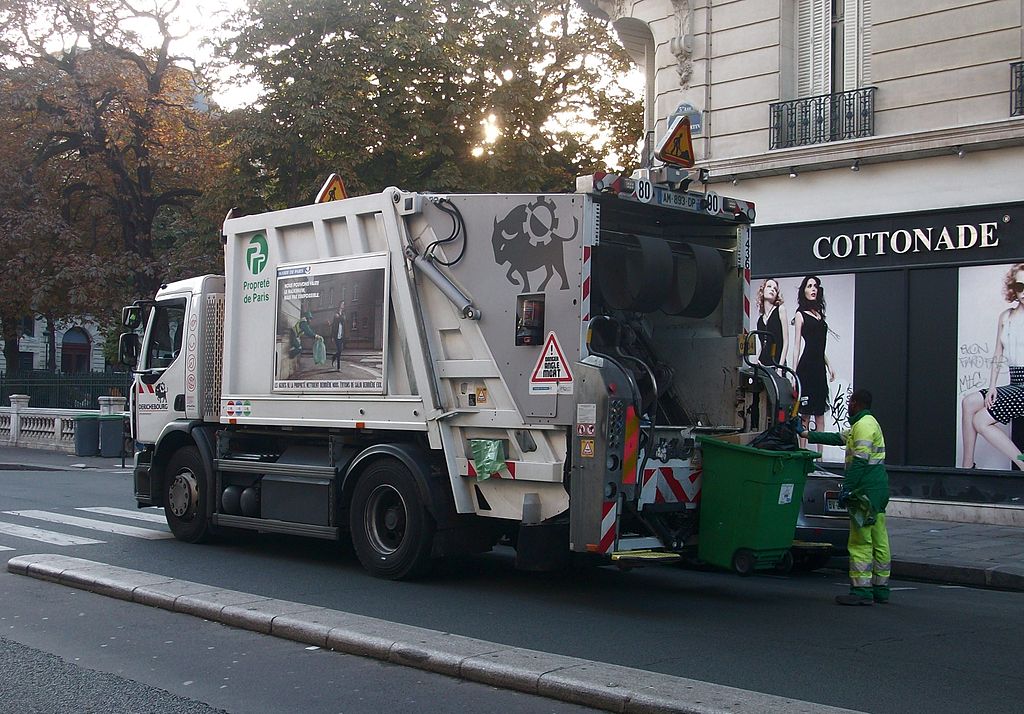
[76,507,167,524]
[0,545,14,551]
[0,521,104,546]
[4,510,174,540]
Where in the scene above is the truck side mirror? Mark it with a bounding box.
[122,305,143,329]
[118,332,140,368]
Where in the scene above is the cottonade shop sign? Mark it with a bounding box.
[752,203,1023,275]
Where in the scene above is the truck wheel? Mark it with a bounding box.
[164,446,211,543]
[350,460,435,580]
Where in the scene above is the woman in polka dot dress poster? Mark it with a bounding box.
[959,263,1024,470]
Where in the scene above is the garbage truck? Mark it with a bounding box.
[119,171,790,580]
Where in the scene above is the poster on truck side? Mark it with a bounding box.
[273,253,389,393]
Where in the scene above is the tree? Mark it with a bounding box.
[216,0,643,206]
[0,0,225,307]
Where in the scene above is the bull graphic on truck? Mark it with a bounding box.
[491,196,578,291]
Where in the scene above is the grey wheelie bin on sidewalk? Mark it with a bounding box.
[74,414,100,457]
[99,414,125,458]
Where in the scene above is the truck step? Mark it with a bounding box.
[215,459,336,478]
[212,513,340,540]
[610,549,681,564]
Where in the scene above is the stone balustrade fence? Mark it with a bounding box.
[0,394,127,453]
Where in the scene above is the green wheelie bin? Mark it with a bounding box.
[696,436,818,575]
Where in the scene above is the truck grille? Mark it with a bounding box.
[202,293,225,419]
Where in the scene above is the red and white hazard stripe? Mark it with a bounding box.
[137,383,155,394]
[580,245,592,358]
[466,460,517,479]
[598,499,617,554]
[640,465,702,505]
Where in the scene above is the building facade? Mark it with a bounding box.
[0,318,107,374]
[581,0,1024,504]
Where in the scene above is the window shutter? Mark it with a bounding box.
[843,0,871,90]
[797,0,830,97]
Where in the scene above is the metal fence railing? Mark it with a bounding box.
[1013,62,1024,117]
[0,371,132,410]
[769,87,877,150]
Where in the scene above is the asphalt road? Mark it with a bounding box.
[2,465,1022,714]
[1,574,587,714]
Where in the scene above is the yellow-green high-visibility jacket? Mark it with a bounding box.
[807,409,890,513]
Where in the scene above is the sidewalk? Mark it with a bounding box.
[887,516,1024,591]
[0,445,130,472]
[2,446,1022,592]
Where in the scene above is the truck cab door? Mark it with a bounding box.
[135,296,188,443]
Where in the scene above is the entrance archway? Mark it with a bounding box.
[61,327,91,373]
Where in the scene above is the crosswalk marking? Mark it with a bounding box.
[0,521,105,546]
[4,510,174,540]
[76,506,166,524]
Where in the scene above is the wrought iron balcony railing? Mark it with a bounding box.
[1013,62,1024,117]
[769,87,877,150]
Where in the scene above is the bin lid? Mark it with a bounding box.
[696,435,819,460]
[74,413,100,421]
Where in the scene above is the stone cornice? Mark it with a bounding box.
[700,117,1024,183]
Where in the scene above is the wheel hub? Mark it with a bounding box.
[168,470,198,519]
[365,484,407,555]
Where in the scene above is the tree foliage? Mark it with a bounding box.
[0,0,643,371]
[217,0,643,207]
[0,1,223,309]
[0,0,227,368]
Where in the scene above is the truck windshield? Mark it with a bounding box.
[145,299,186,369]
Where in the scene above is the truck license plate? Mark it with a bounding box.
[825,491,847,514]
[658,191,701,211]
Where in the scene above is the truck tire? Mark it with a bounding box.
[349,460,435,580]
[164,446,211,543]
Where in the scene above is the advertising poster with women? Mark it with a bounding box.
[956,263,1024,472]
[754,274,856,463]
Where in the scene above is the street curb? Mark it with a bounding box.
[892,559,1024,591]
[821,558,1024,593]
[7,554,864,714]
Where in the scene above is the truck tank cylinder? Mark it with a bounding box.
[221,485,243,515]
[240,487,260,518]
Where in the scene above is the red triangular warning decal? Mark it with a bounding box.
[530,332,573,383]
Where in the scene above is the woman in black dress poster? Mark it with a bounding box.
[756,278,788,368]
[793,275,835,448]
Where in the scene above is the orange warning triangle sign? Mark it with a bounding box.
[530,332,573,383]
[654,116,695,168]
[316,173,348,203]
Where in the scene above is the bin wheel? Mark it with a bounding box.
[732,549,756,576]
[774,550,794,574]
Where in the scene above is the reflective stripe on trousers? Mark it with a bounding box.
[847,513,891,600]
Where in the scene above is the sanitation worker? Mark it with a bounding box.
[798,389,891,605]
